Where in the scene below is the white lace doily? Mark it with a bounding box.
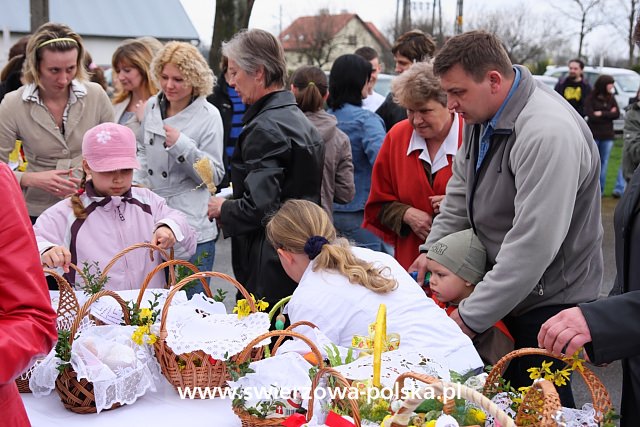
[30,324,161,413]
[88,289,189,325]
[163,307,271,359]
[332,349,450,389]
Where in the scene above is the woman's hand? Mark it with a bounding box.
[152,225,176,249]
[41,245,71,273]
[403,207,432,241]
[21,169,80,197]
[134,99,148,122]
[163,124,180,147]
[429,195,445,215]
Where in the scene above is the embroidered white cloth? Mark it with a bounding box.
[331,349,451,389]
[30,324,161,413]
[162,306,270,358]
[87,289,190,325]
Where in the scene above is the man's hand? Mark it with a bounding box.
[450,308,477,339]
[41,245,71,273]
[152,225,176,249]
[403,207,432,241]
[429,195,445,215]
[208,196,225,220]
[408,253,430,285]
[538,307,592,357]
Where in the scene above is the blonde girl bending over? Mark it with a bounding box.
[266,199,483,373]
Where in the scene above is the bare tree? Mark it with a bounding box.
[550,0,604,58]
[209,0,255,74]
[607,0,639,67]
[469,5,566,66]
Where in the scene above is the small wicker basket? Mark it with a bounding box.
[15,268,80,393]
[153,271,262,394]
[232,329,326,427]
[307,367,361,427]
[483,347,612,424]
[54,290,131,414]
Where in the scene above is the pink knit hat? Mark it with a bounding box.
[82,123,141,172]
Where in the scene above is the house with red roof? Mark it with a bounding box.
[279,12,391,71]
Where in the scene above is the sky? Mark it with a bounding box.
[179,0,627,61]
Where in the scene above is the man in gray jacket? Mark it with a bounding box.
[410,31,603,405]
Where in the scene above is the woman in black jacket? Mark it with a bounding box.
[585,74,620,194]
[207,29,324,306]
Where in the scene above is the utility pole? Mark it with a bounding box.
[454,0,463,35]
[30,0,49,32]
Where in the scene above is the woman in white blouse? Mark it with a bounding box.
[266,199,483,373]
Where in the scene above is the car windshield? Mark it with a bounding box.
[614,73,640,93]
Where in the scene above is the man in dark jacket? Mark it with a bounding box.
[554,58,591,117]
[208,29,324,306]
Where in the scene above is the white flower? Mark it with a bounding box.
[96,130,112,144]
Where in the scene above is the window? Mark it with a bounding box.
[348,35,357,45]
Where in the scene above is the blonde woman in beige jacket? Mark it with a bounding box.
[0,23,113,220]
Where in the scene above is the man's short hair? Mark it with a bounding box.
[354,46,379,61]
[568,58,585,69]
[433,30,513,82]
[391,30,436,62]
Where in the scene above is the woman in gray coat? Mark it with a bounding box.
[135,41,224,294]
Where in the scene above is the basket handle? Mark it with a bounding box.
[271,321,319,354]
[136,259,210,306]
[388,380,516,427]
[267,295,292,320]
[158,271,255,340]
[68,290,131,345]
[44,268,80,319]
[483,347,612,422]
[101,242,175,285]
[234,329,325,369]
[307,366,361,426]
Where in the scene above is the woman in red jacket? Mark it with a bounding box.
[364,62,462,270]
[0,162,57,426]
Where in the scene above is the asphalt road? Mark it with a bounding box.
[211,197,623,419]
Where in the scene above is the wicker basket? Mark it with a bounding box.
[232,329,326,427]
[54,290,131,414]
[136,258,210,300]
[153,271,262,394]
[307,367,361,427]
[101,242,175,288]
[483,347,612,424]
[390,370,562,427]
[15,268,80,393]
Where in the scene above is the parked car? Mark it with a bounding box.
[544,65,640,131]
[533,74,558,89]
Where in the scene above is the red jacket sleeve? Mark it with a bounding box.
[0,163,57,383]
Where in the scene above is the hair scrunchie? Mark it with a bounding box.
[307,81,316,87]
[304,236,329,260]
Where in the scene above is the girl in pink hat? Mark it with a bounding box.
[33,123,196,290]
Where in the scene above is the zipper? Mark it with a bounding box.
[117,205,125,221]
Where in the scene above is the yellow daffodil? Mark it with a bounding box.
[550,368,571,387]
[233,294,269,319]
[139,308,153,322]
[467,407,486,424]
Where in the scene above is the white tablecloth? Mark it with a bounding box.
[22,377,242,427]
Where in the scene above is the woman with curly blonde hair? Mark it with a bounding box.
[135,41,224,296]
[266,199,483,372]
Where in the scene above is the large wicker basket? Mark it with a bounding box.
[15,268,80,393]
[101,242,175,288]
[54,290,131,414]
[153,271,263,394]
[232,329,326,427]
[483,348,612,424]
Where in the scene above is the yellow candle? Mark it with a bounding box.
[373,303,386,388]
